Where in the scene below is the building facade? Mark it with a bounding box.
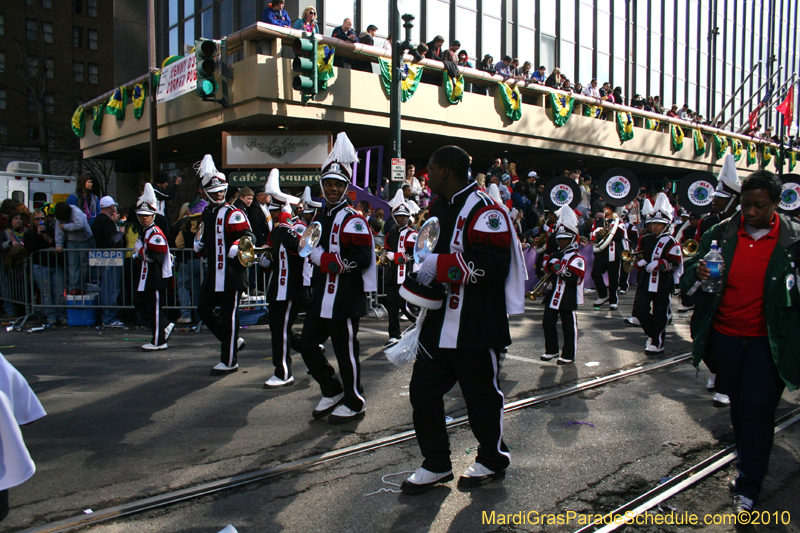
[159,0,798,133]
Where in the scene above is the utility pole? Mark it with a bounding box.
[147,0,159,180]
[388,1,416,200]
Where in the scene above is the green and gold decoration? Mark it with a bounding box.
[713,133,729,159]
[773,149,782,171]
[71,106,85,138]
[670,124,683,151]
[791,151,797,171]
[730,138,743,162]
[443,71,464,105]
[762,145,772,165]
[105,86,126,120]
[645,118,660,130]
[582,104,602,118]
[747,142,757,165]
[378,58,422,103]
[693,129,705,156]
[317,44,335,91]
[91,103,106,136]
[550,92,575,127]
[132,82,146,119]
[500,83,522,121]
[617,111,634,142]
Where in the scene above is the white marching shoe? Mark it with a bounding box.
[594,296,609,307]
[264,375,295,388]
[142,343,167,351]
[713,393,731,407]
[210,362,239,375]
[400,468,454,494]
[312,392,345,419]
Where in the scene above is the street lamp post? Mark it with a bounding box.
[388,1,415,200]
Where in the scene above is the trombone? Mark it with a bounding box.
[621,249,643,273]
[237,235,272,268]
[526,272,554,300]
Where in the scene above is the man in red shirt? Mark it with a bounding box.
[683,170,800,515]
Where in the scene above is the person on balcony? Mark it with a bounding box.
[292,6,319,34]
[263,0,291,28]
[544,67,562,89]
[332,18,359,69]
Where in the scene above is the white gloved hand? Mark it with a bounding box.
[637,259,647,269]
[416,253,439,286]
[133,240,143,255]
[309,246,324,266]
[228,244,239,259]
[193,240,204,254]
[258,255,271,269]
[645,260,660,273]
[385,251,395,262]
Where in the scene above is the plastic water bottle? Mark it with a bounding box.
[702,240,723,293]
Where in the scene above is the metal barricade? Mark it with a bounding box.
[0,254,33,330]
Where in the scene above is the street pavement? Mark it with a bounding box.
[3,291,799,532]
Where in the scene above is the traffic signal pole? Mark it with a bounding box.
[389,3,415,200]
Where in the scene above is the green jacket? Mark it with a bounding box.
[682,213,800,391]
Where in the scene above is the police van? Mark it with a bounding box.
[0,161,75,210]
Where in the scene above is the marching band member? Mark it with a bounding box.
[383,190,418,347]
[632,193,683,354]
[590,203,624,310]
[193,155,255,376]
[619,208,639,294]
[262,170,307,388]
[540,206,585,364]
[298,186,322,290]
[133,184,174,351]
[300,133,377,424]
[533,210,557,280]
[624,200,653,327]
[400,145,525,494]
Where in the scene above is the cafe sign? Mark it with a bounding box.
[229,171,321,188]
[222,131,332,169]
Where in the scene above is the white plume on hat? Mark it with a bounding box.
[136,183,158,216]
[389,188,419,215]
[554,205,579,237]
[486,184,506,210]
[641,197,655,221]
[265,168,300,209]
[321,132,359,183]
[195,154,227,193]
[650,192,673,224]
[714,154,742,198]
[302,186,322,209]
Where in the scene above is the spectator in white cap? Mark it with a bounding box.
[91,196,126,328]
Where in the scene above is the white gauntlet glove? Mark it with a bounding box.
[258,255,271,269]
[228,244,239,259]
[193,240,204,254]
[309,246,324,266]
[416,253,439,286]
[645,260,660,273]
[133,240,143,256]
[385,251,395,262]
[636,259,647,269]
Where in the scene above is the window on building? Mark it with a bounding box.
[42,0,52,7]
[73,0,82,14]
[28,57,38,77]
[73,61,83,82]
[88,29,98,50]
[74,27,82,47]
[28,127,38,144]
[0,88,6,110]
[0,14,4,36]
[88,63,98,84]
[88,0,97,17]
[0,125,7,142]
[219,0,233,38]
[0,52,5,73]
[44,94,54,114]
[43,22,54,43]
[26,19,37,40]
[28,94,37,113]
[45,58,53,78]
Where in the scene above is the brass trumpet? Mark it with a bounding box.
[237,235,271,268]
[526,272,554,300]
[682,239,699,257]
[621,249,643,273]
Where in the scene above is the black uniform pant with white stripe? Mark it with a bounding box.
[300,315,365,412]
[591,255,620,304]
[542,306,578,360]
[618,262,631,291]
[268,298,305,380]
[134,288,168,346]
[386,280,403,339]
[632,290,671,349]
[410,346,510,474]
[197,288,240,367]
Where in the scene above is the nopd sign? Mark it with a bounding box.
[222,132,332,169]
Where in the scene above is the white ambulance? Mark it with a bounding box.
[0,161,75,211]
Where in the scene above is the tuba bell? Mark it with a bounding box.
[237,235,271,268]
[682,239,699,257]
[592,213,620,253]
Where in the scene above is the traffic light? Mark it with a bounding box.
[195,38,219,99]
[292,33,318,103]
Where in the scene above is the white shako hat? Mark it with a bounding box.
[554,205,579,238]
[487,183,504,206]
[195,154,228,204]
[641,197,655,223]
[302,186,322,210]
[136,183,158,216]
[649,192,673,224]
[320,132,359,184]
[714,154,742,199]
[388,188,420,215]
[264,168,300,210]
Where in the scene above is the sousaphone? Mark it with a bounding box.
[594,168,640,252]
[779,174,800,217]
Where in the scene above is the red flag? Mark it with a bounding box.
[776,85,795,127]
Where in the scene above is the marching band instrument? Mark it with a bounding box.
[414,217,440,263]
[298,221,323,257]
[621,249,644,273]
[194,221,204,245]
[237,235,271,268]
[682,239,699,257]
[526,272,554,300]
[592,213,620,253]
[375,243,390,266]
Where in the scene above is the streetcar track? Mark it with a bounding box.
[20,353,692,533]
[572,407,800,533]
